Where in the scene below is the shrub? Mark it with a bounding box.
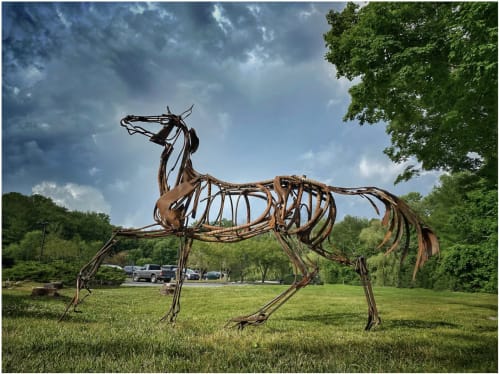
[2,261,57,283]
[2,261,126,287]
[91,266,127,287]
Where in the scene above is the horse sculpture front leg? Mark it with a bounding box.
[161,236,193,324]
[59,224,176,321]
[59,233,119,321]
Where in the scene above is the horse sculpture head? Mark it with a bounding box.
[120,105,200,197]
[119,105,199,154]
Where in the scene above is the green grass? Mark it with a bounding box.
[2,283,497,372]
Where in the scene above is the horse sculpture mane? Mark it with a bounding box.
[61,105,439,330]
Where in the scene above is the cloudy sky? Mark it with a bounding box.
[3,2,442,228]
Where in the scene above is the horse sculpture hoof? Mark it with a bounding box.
[226,313,268,329]
[365,316,382,331]
[160,311,178,324]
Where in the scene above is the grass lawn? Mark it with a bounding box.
[2,283,497,372]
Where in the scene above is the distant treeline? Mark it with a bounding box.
[2,172,497,292]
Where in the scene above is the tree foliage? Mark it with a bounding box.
[367,252,400,287]
[190,234,290,282]
[2,183,496,292]
[424,173,497,292]
[324,2,497,183]
[2,192,113,247]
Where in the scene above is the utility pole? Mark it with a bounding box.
[38,221,49,262]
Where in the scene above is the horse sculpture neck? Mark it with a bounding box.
[119,110,199,196]
[157,126,196,195]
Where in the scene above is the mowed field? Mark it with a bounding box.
[2,283,497,372]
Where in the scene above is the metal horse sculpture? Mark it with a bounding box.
[61,106,439,330]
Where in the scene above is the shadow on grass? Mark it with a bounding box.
[446,300,498,312]
[281,312,459,331]
[264,331,497,372]
[2,292,75,321]
[4,325,495,373]
[3,333,216,373]
[385,319,457,329]
[281,312,366,327]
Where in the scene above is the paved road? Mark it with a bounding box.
[121,280,281,287]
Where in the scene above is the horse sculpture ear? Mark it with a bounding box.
[189,128,199,154]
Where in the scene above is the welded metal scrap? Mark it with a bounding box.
[61,105,439,330]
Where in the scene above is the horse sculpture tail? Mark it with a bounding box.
[330,186,440,279]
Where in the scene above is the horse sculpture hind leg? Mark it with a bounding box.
[226,232,319,329]
[355,256,381,331]
[225,233,382,331]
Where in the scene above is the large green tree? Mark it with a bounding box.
[424,173,497,292]
[324,2,497,183]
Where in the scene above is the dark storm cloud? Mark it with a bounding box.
[1,2,342,178]
[2,2,442,226]
[2,4,64,70]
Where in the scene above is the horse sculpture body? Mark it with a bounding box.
[61,106,439,330]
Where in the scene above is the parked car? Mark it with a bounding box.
[203,271,222,280]
[161,265,177,278]
[132,264,175,283]
[102,264,124,271]
[184,268,200,280]
[167,266,200,280]
[123,265,141,276]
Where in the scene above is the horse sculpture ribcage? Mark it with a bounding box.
[166,175,337,243]
[60,107,439,331]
